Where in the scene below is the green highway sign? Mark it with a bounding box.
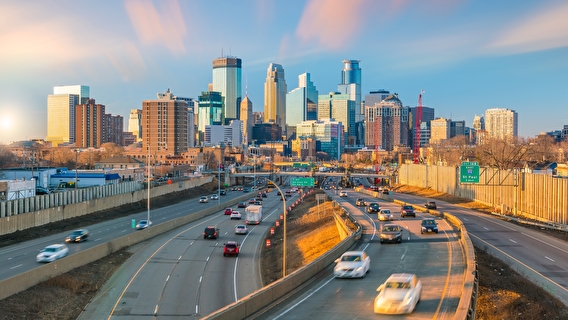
[460,162,480,184]
[291,177,315,187]
[293,162,301,168]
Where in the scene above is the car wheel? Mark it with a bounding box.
[421,231,423,234]
[236,254,239,257]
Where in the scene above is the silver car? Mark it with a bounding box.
[378,209,393,221]
[37,244,69,263]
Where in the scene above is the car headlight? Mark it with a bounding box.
[403,295,414,306]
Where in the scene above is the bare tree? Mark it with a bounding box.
[100,143,124,159]
[0,144,18,168]
[475,137,531,169]
[203,151,218,171]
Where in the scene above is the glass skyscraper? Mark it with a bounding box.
[318,92,356,146]
[212,57,242,122]
[286,73,318,127]
[337,60,361,114]
[264,63,287,128]
[47,85,89,146]
[197,91,224,144]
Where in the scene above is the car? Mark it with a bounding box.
[378,209,393,221]
[368,202,381,213]
[230,210,242,220]
[374,273,422,314]
[235,224,248,235]
[36,187,51,195]
[400,205,416,218]
[199,196,209,203]
[220,190,227,195]
[261,192,267,198]
[222,208,232,215]
[37,244,69,263]
[203,225,219,239]
[355,198,365,206]
[65,229,89,243]
[380,224,402,243]
[333,250,371,278]
[254,200,262,205]
[231,186,237,191]
[421,218,439,234]
[425,201,437,210]
[136,219,152,230]
[223,241,239,256]
[210,194,219,200]
[237,186,243,191]
[243,188,250,193]
[238,201,247,208]
[339,191,348,197]
[248,198,256,204]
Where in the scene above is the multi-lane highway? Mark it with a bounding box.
[254,187,465,320]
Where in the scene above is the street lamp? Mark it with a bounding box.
[147,144,151,228]
[266,178,288,277]
[74,149,80,189]
[217,159,221,206]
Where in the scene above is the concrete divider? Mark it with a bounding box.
[0,191,253,301]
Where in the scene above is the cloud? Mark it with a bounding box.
[487,3,568,54]
[124,0,188,55]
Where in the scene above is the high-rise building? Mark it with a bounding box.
[364,93,409,151]
[450,120,465,137]
[106,114,124,146]
[240,95,253,146]
[212,57,242,121]
[128,109,142,142]
[286,73,319,127]
[337,60,362,114]
[197,90,224,144]
[142,89,189,156]
[296,119,343,160]
[318,92,356,146]
[204,120,242,146]
[485,108,518,139]
[264,63,287,128]
[409,106,435,147]
[47,85,89,146]
[429,118,451,144]
[75,99,106,148]
[472,115,485,131]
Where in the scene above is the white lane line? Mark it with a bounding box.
[199,276,203,283]
[154,305,159,314]
[196,305,199,314]
[95,238,101,241]
[509,239,517,243]
[10,264,22,270]
[545,256,555,262]
[272,277,335,319]
[166,275,170,282]
[483,227,489,230]
[121,230,127,233]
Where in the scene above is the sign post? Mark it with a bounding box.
[460,161,480,184]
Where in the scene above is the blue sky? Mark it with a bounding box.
[1,0,567,144]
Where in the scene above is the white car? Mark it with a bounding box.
[374,273,422,314]
[199,196,209,203]
[136,219,152,229]
[333,251,371,278]
[235,224,248,235]
[339,191,348,197]
[230,210,242,220]
[210,194,219,200]
[37,244,69,263]
[378,209,393,221]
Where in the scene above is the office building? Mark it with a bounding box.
[430,118,451,144]
[472,115,484,131]
[450,120,466,137]
[286,73,319,127]
[53,85,90,104]
[296,119,343,160]
[485,108,518,139]
[409,106,435,148]
[75,99,106,148]
[197,90,224,144]
[47,85,89,146]
[212,57,242,121]
[337,60,362,114]
[264,63,287,128]
[106,114,124,146]
[142,89,189,156]
[128,109,142,142]
[318,92,356,145]
[240,94,253,146]
[205,120,242,147]
[364,93,409,151]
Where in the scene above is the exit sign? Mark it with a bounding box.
[460,162,480,184]
[291,177,315,187]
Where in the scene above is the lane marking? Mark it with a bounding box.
[545,256,555,262]
[10,264,22,270]
[509,239,517,244]
[483,227,489,230]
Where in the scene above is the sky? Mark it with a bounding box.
[1,0,567,144]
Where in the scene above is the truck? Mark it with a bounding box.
[245,204,262,225]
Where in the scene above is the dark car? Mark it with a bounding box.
[237,201,247,208]
[65,229,89,243]
[36,187,51,195]
[400,205,416,218]
[421,218,439,234]
[223,241,239,257]
[425,201,437,210]
[220,189,227,195]
[380,224,402,244]
[367,202,381,213]
[203,225,220,239]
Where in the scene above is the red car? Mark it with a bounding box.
[223,241,239,257]
[224,208,232,215]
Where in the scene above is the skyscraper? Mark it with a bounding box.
[364,93,409,151]
[318,92,356,146]
[212,57,242,122]
[337,60,361,114]
[197,90,224,144]
[472,115,485,131]
[264,63,287,129]
[75,98,106,148]
[128,109,142,142]
[47,85,89,146]
[485,108,518,139]
[240,95,253,146]
[286,73,318,127]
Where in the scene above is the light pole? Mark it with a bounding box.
[253,154,257,190]
[74,149,80,189]
[266,178,288,277]
[217,159,221,206]
[147,144,151,227]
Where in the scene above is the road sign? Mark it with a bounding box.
[293,162,301,168]
[131,219,136,228]
[291,177,314,187]
[460,162,480,183]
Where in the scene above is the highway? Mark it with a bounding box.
[77,188,295,319]
[254,187,465,320]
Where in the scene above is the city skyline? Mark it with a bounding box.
[1,0,567,144]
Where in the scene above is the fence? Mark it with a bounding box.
[398,164,568,226]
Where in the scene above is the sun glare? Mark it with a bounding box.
[1,115,13,130]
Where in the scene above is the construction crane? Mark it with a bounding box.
[413,90,424,164]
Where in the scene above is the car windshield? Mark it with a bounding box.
[422,220,435,225]
[44,247,57,252]
[226,243,237,248]
[341,255,362,262]
[70,231,82,235]
[403,206,413,210]
[382,210,391,214]
[383,226,400,232]
[385,281,411,289]
[370,203,379,207]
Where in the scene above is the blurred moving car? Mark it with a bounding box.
[37,244,69,263]
[230,210,242,220]
[65,229,89,243]
[425,201,437,209]
[333,250,371,278]
[374,273,422,314]
[400,205,416,218]
[210,194,219,200]
[36,187,51,195]
[235,224,248,235]
[223,241,239,257]
[355,198,366,206]
[339,191,348,197]
[203,225,219,239]
[199,196,209,203]
[136,219,152,230]
[224,208,233,215]
[421,218,439,234]
[368,202,381,213]
[380,224,402,243]
[220,190,227,195]
[378,209,393,221]
[237,201,247,208]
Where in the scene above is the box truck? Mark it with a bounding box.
[245,204,263,225]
